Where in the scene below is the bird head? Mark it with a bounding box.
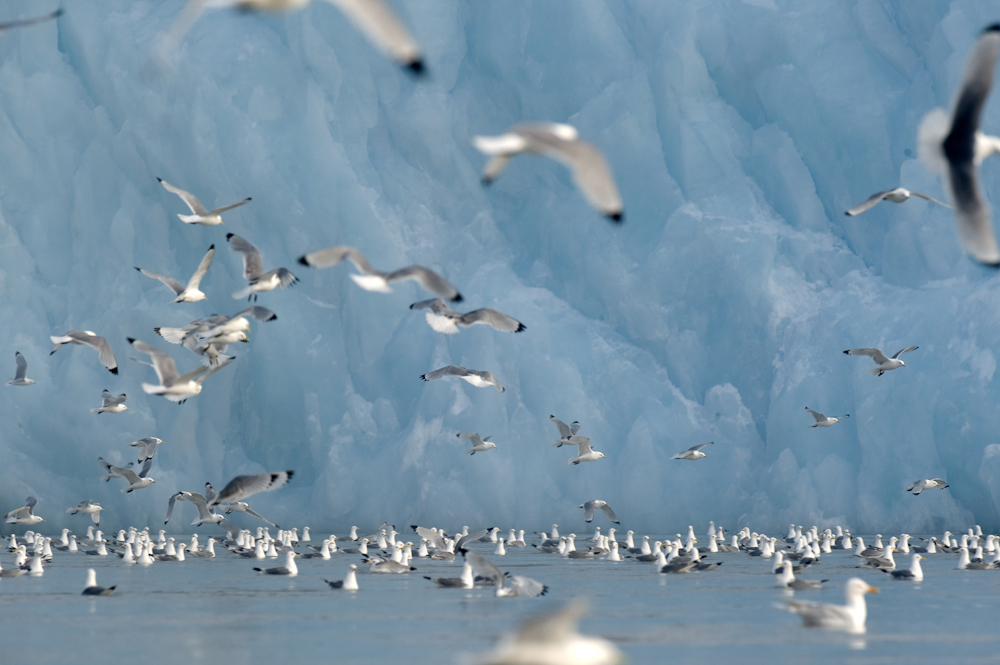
[599,453,607,459]
[900,361,906,367]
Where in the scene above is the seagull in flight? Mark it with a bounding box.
[129,338,213,400]
[91,390,128,414]
[66,500,104,526]
[550,415,581,447]
[223,501,278,528]
[227,234,298,301]
[299,246,462,302]
[672,442,713,461]
[5,497,43,526]
[164,491,225,526]
[129,437,165,463]
[805,407,849,428]
[6,352,35,386]
[473,122,624,222]
[906,479,949,495]
[457,432,497,455]
[917,24,1000,265]
[157,179,250,226]
[844,188,951,216]
[135,245,215,302]
[100,458,156,494]
[409,299,524,334]
[206,470,294,508]
[50,331,118,374]
[580,500,620,524]
[843,346,918,376]
[567,436,606,465]
[421,365,504,392]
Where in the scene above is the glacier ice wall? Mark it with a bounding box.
[0,0,999,534]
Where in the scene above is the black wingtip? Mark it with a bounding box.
[420,375,428,381]
[985,23,1000,33]
[608,211,623,223]
[156,177,164,183]
[481,176,493,186]
[286,470,294,481]
[134,267,141,272]
[297,256,309,266]
[208,244,215,250]
[127,337,136,344]
[109,368,118,375]
[451,293,463,303]
[226,233,234,240]
[515,323,526,333]
[51,8,64,19]
[842,350,850,355]
[406,59,425,76]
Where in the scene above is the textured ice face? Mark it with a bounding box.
[0,1,996,533]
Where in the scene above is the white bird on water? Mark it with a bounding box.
[5,497,43,526]
[906,478,949,495]
[298,246,462,302]
[672,442,713,461]
[844,188,950,216]
[135,245,215,302]
[82,568,116,596]
[473,123,624,222]
[227,234,299,301]
[50,331,118,374]
[843,346,918,376]
[804,407,848,428]
[5,352,35,386]
[568,437,606,465]
[91,390,128,414]
[457,432,498,455]
[918,24,1000,265]
[325,564,359,591]
[157,179,251,226]
[409,299,525,334]
[421,365,504,393]
[784,578,878,633]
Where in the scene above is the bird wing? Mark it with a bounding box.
[550,415,572,439]
[204,483,217,504]
[226,234,264,280]
[571,436,594,456]
[69,332,118,374]
[844,191,891,216]
[101,390,125,407]
[468,369,503,392]
[421,365,467,381]
[185,493,216,521]
[136,268,185,295]
[509,575,548,598]
[805,407,826,422]
[324,0,423,70]
[13,352,27,380]
[892,346,919,359]
[582,502,597,522]
[241,505,276,527]
[129,338,180,385]
[409,298,453,315]
[844,348,890,365]
[457,432,485,447]
[118,467,142,484]
[298,246,377,272]
[157,178,208,215]
[206,198,251,216]
[164,492,182,524]
[208,470,293,507]
[385,266,462,302]
[600,503,620,524]
[0,9,62,34]
[942,26,1000,265]
[186,245,215,291]
[459,308,525,333]
[137,457,154,479]
[232,306,279,323]
[455,529,489,551]
[412,526,446,550]
[570,421,581,436]
[463,551,505,586]
[908,191,952,209]
[688,442,714,452]
[566,140,624,220]
[260,268,299,289]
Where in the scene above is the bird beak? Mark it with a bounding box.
[867,586,879,594]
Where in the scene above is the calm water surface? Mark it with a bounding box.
[2,533,999,664]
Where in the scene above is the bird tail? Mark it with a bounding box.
[917,108,951,176]
[154,327,187,344]
[349,274,392,293]
[424,313,459,334]
[552,440,567,447]
[178,214,211,225]
[231,285,254,300]
[142,383,168,395]
[472,134,527,155]
[868,367,883,376]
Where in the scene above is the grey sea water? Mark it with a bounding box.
[2,534,999,664]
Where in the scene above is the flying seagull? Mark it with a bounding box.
[101,458,156,494]
[66,500,104,526]
[843,346,918,376]
[473,122,624,222]
[227,234,298,301]
[409,299,524,334]
[129,437,164,463]
[206,470,294,508]
[906,478,949,495]
[805,407,849,428]
[223,501,277,528]
[157,178,250,226]
[128,338,212,400]
[421,365,504,392]
[672,442,713,461]
[155,306,276,368]
[567,436,606,465]
[844,188,951,216]
[0,9,62,34]
[98,458,134,483]
[550,415,581,447]
[164,491,225,526]
[159,0,425,74]
[91,390,128,414]
[5,497,43,526]
[50,331,118,374]
[457,432,497,455]
[6,352,35,386]
[917,24,1000,265]
[299,246,462,302]
[135,245,215,302]
[580,500,620,524]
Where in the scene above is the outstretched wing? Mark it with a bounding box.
[909,191,952,209]
[687,442,713,452]
[70,331,118,374]
[805,407,826,422]
[0,9,62,34]
[582,502,597,522]
[385,266,462,302]
[421,365,467,382]
[844,191,892,216]
[186,245,215,291]
[298,246,377,273]
[208,470,294,507]
[892,346,919,359]
[550,415,572,439]
[226,234,264,280]
[158,178,208,215]
[137,457,154,479]
[463,550,504,587]
[165,492,182,524]
[844,348,890,365]
[509,575,548,598]
[136,267,185,295]
[599,503,620,524]
[457,432,485,447]
[571,436,594,456]
[459,308,525,333]
[13,352,28,380]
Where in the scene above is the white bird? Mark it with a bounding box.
[458,432,498,455]
[129,337,226,401]
[474,123,623,221]
[409,299,525,334]
[672,442,713,461]
[159,0,425,74]
[784,578,878,633]
[325,564,360,591]
[156,306,276,368]
[5,352,35,386]
[5,497,43,526]
[844,188,951,216]
[91,390,128,414]
[165,491,225,526]
[421,365,504,392]
[804,407,849,428]
[223,501,278,528]
[135,245,215,302]
[67,501,104,526]
[906,478,950,495]
[550,415,581,447]
[206,470,294,508]
[98,458,134,483]
[883,554,925,581]
[568,436,606,465]
[129,437,164,463]
[778,561,826,590]
[50,331,118,374]
[100,457,156,494]
[82,568,116,596]
[298,246,462,302]
[918,24,1000,265]
[472,600,624,665]
[157,178,250,226]
[227,234,299,301]
[580,500,619,524]
[843,346,918,376]
[463,550,547,598]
